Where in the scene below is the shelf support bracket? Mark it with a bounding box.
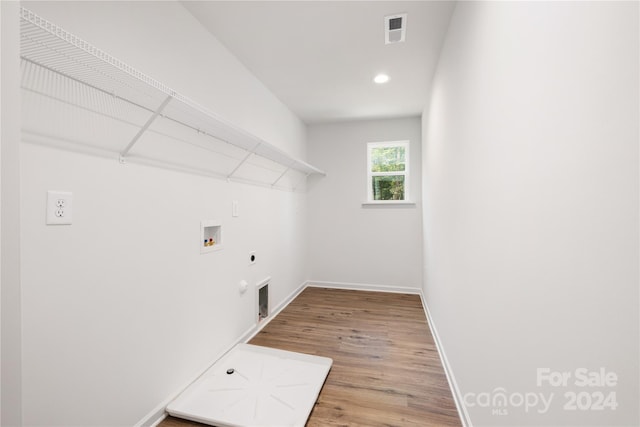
[119,95,173,163]
[271,165,293,188]
[292,173,311,192]
[227,142,261,180]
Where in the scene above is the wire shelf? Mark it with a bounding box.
[19,7,325,190]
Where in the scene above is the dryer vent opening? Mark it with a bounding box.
[257,279,269,322]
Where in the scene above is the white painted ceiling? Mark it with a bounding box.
[182,1,456,124]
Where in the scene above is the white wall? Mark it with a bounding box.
[422,2,639,426]
[308,117,422,290]
[19,2,309,426]
[1,1,22,425]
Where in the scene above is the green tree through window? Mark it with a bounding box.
[371,146,406,172]
[367,141,409,202]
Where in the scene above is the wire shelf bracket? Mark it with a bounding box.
[119,95,173,164]
[226,142,261,180]
[271,164,294,188]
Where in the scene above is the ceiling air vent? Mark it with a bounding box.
[385,13,407,44]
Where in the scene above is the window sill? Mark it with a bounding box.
[362,201,417,208]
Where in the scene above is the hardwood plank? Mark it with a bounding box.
[160,287,461,427]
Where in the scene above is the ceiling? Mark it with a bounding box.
[182,1,456,124]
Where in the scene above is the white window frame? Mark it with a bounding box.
[366,141,410,203]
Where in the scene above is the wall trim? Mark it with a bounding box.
[307,280,421,295]
[419,292,472,427]
[135,280,309,427]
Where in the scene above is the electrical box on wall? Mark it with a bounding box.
[46,191,73,225]
[201,220,223,254]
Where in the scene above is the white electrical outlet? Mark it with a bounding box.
[47,191,73,225]
[232,200,239,217]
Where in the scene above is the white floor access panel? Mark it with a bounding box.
[166,344,333,427]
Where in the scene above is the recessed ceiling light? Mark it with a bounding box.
[374,74,389,84]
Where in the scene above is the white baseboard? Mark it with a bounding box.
[307,280,421,295]
[134,399,167,427]
[135,280,308,427]
[419,292,472,427]
[147,413,166,427]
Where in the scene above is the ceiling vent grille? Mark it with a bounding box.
[385,13,407,44]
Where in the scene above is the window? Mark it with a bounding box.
[367,141,409,202]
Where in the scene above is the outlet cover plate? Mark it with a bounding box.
[47,191,73,225]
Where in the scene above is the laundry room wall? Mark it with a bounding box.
[307,117,422,291]
[1,1,23,426]
[422,2,639,426]
[19,2,310,426]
